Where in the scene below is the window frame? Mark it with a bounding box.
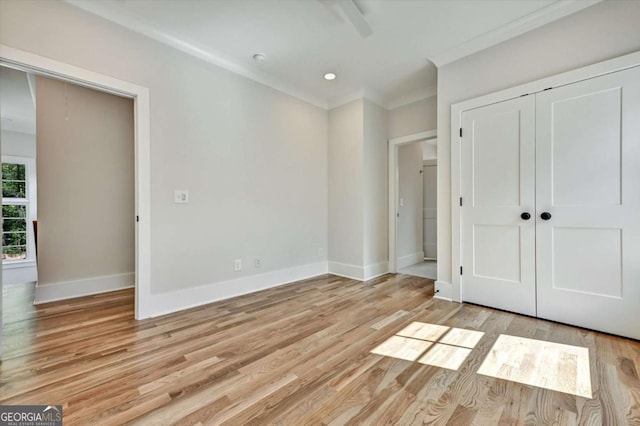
[2,155,37,265]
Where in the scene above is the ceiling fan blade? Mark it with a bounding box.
[336,0,373,38]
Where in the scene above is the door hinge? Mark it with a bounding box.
[459,197,463,206]
[136,215,139,222]
[460,266,463,275]
[459,128,463,137]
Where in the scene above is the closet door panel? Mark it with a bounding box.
[461,96,536,316]
[536,66,640,339]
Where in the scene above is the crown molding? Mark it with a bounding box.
[362,89,387,110]
[384,85,437,110]
[327,90,367,110]
[64,0,329,109]
[64,0,598,111]
[429,0,602,67]
[327,88,394,110]
[327,86,437,111]
[65,0,432,112]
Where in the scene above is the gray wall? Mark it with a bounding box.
[328,98,389,276]
[36,76,134,285]
[0,0,328,295]
[388,96,437,139]
[363,99,388,267]
[328,99,364,267]
[423,162,437,259]
[437,0,640,291]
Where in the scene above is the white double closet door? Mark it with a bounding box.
[461,66,640,340]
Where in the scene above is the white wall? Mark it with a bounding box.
[1,130,36,158]
[0,0,328,306]
[328,99,364,269]
[388,96,437,139]
[437,0,640,298]
[396,142,423,266]
[363,99,388,273]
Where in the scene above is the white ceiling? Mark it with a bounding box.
[0,67,35,135]
[68,0,599,109]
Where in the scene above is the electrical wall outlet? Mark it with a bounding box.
[254,258,261,268]
[234,259,242,271]
[174,190,189,203]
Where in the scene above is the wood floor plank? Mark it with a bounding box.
[2,274,639,425]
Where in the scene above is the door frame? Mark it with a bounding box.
[0,44,152,320]
[388,130,436,274]
[451,50,640,304]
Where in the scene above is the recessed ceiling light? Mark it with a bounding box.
[252,53,266,63]
[324,72,337,81]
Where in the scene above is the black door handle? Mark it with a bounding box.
[541,212,552,220]
[520,212,531,220]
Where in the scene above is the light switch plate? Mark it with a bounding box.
[174,190,189,203]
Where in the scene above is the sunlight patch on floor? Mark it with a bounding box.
[439,327,485,349]
[477,334,593,398]
[396,322,450,341]
[371,322,484,370]
[371,335,432,361]
[417,343,472,370]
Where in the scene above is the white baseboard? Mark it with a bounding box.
[434,294,453,302]
[327,261,364,281]
[434,280,454,301]
[34,272,135,304]
[327,261,390,281]
[147,262,328,318]
[363,261,389,280]
[397,251,425,269]
[3,261,37,285]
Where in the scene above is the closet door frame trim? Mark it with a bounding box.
[450,50,640,303]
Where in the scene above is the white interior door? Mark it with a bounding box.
[461,96,536,316]
[536,66,640,340]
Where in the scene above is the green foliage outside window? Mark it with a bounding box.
[2,163,26,198]
[2,163,28,260]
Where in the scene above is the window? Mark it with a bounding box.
[2,156,37,263]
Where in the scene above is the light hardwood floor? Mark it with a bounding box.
[1,275,639,425]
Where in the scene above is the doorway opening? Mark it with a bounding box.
[0,67,39,334]
[0,45,151,358]
[399,156,437,280]
[388,130,437,280]
[1,65,137,329]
